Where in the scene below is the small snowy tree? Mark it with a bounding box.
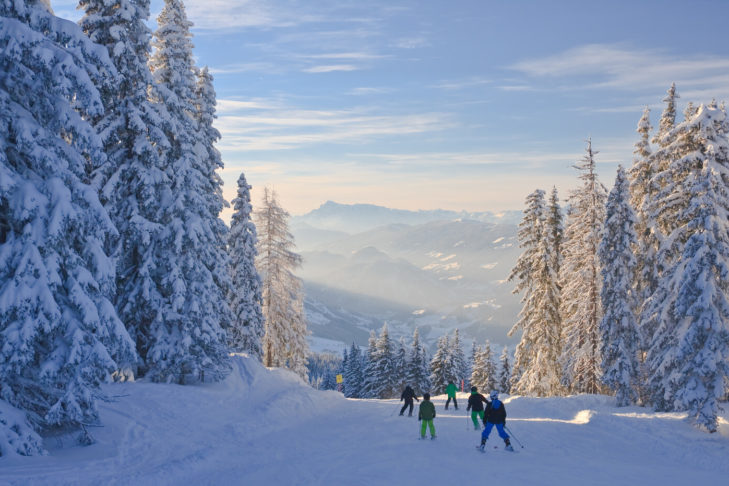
[394,336,408,392]
[369,324,397,398]
[499,347,512,395]
[405,328,430,394]
[228,172,264,358]
[450,329,468,389]
[599,166,640,406]
[429,335,451,394]
[470,341,496,393]
[560,140,607,394]
[361,330,378,398]
[344,343,364,398]
[255,187,308,379]
[0,0,135,443]
[482,341,497,393]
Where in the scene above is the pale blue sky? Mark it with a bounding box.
[53,0,729,217]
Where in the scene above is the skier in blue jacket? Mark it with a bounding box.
[479,390,513,452]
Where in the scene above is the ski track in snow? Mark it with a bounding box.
[1,356,728,486]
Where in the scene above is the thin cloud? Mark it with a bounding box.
[183,0,320,30]
[215,99,452,151]
[395,37,429,49]
[510,44,729,95]
[432,77,492,91]
[349,87,394,96]
[208,62,284,75]
[299,52,388,61]
[303,64,360,73]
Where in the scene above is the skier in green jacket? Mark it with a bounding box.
[445,381,458,410]
[418,393,436,439]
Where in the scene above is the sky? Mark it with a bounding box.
[52,0,729,218]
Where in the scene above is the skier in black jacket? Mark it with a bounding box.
[466,386,488,430]
[399,385,420,416]
[479,390,513,451]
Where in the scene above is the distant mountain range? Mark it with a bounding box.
[292,202,523,355]
[294,201,523,234]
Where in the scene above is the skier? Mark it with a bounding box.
[418,392,437,439]
[399,385,420,416]
[479,390,513,452]
[445,380,458,410]
[466,386,488,430]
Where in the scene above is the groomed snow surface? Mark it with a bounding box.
[2,356,728,486]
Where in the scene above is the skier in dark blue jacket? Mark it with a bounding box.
[479,390,513,452]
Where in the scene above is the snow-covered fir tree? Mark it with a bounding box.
[0,0,135,449]
[470,344,486,391]
[192,63,234,334]
[450,329,468,389]
[627,106,660,363]
[508,189,563,396]
[499,347,512,395]
[599,166,640,407]
[470,341,496,394]
[652,83,679,151]
[559,139,607,394]
[429,335,451,394]
[394,336,407,393]
[482,341,497,393]
[468,340,478,388]
[344,343,364,398]
[227,172,264,358]
[78,0,170,380]
[255,187,308,379]
[547,186,564,279]
[369,324,397,398]
[649,84,681,237]
[405,328,430,394]
[361,330,378,398]
[644,104,729,431]
[125,0,231,383]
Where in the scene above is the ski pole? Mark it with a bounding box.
[504,424,524,448]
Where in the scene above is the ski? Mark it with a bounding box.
[475,445,518,453]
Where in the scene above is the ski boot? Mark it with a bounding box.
[504,438,514,452]
[479,439,486,452]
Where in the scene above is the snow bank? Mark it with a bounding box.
[0,401,45,458]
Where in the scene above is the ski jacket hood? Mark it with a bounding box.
[484,399,506,424]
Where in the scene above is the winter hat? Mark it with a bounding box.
[490,390,499,400]
[471,386,477,393]
[423,392,431,400]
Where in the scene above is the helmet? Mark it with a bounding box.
[471,386,477,393]
[490,390,499,400]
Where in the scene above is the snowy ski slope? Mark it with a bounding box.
[1,356,728,485]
